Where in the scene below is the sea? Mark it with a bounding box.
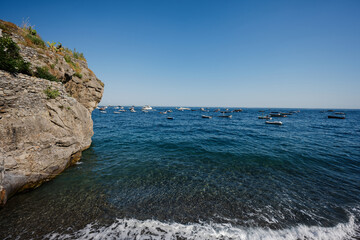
[0,107,359,240]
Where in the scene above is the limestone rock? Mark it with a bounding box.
[0,19,104,205]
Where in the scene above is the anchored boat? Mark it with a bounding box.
[265,121,282,125]
[258,116,272,120]
[328,115,345,119]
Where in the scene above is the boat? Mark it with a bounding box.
[99,107,106,111]
[218,115,232,118]
[258,116,272,120]
[142,105,152,111]
[328,115,345,119]
[100,110,106,114]
[159,111,167,114]
[177,107,191,111]
[265,121,282,125]
[270,113,287,117]
[167,117,174,120]
[335,112,345,115]
[214,109,220,112]
[233,109,243,112]
[129,106,136,112]
[202,115,212,119]
[114,111,121,114]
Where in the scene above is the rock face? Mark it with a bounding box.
[0,20,104,205]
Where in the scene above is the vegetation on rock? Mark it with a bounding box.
[73,72,82,78]
[43,86,60,99]
[0,35,31,74]
[35,66,59,82]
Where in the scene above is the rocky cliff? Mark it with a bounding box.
[0,20,104,205]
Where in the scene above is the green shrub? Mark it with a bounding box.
[72,48,85,60]
[26,33,45,47]
[50,64,55,69]
[44,86,60,99]
[0,35,32,74]
[64,54,72,63]
[35,66,58,82]
[73,72,82,78]
[28,26,37,36]
[64,54,79,71]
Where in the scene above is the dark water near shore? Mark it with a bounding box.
[0,107,360,239]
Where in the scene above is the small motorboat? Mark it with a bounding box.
[100,111,106,114]
[114,111,121,114]
[233,109,243,112]
[258,116,272,120]
[177,107,191,111]
[167,117,174,120]
[142,105,152,111]
[328,115,345,119]
[202,115,212,119]
[335,112,345,115]
[270,113,287,117]
[159,111,167,114]
[218,115,232,118]
[265,121,282,125]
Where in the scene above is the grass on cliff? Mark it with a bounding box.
[35,66,59,82]
[0,35,32,75]
[25,33,46,48]
[73,72,82,78]
[44,86,60,99]
[64,54,82,73]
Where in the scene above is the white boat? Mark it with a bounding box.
[129,106,136,112]
[142,105,152,111]
[202,115,212,119]
[177,107,191,111]
[265,121,282,125]
[218,115,232,118]
[258,116,272,120]
[100,111,106,114]
[114,111,121,114]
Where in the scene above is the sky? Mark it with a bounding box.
[1,0,359,108]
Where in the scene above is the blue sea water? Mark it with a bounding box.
[0,107,359,239]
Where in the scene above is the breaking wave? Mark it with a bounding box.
[46,216,358,240]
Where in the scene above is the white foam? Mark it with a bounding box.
[46,216,358,240]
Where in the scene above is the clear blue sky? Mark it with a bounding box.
[1,0,359,108]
